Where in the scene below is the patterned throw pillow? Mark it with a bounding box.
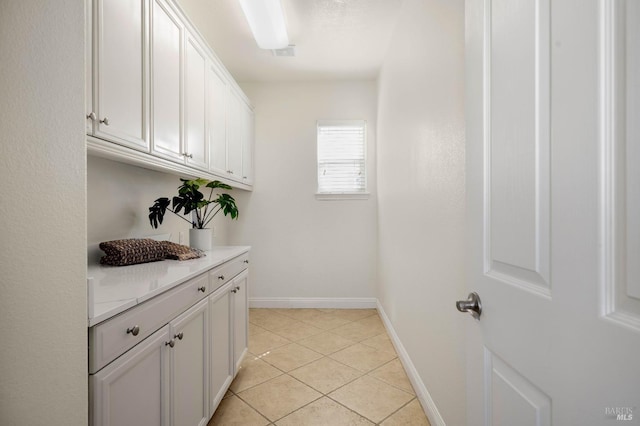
[162,241,206,261]
[99,239,166,266]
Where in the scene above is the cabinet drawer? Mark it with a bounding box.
[209,253,249,292]
[89,273,208,374]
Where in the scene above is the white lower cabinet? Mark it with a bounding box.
[90,254,249,426]
[232,270,249,372]
[168,298,209,426]
[208,281,233,416]
[208,270,249,416]
[91,325,170,426]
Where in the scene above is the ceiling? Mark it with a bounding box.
[179,0,405,82]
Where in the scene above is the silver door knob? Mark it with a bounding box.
[174,332,184,340]
[86,112,96,121]
[126,325,140,336]
[456,292,482,319]
[165,339,175,348]
[100,116,110,126]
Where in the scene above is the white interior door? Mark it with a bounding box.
[465,0,640,424]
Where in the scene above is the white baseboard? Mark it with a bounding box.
[376,300,446,426]
[249,297,377,309]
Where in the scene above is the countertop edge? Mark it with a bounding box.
[88,246,250,327]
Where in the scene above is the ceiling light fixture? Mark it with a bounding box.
[238,0,289,50]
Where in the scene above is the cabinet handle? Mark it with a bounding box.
[235,286,240,291]
[126,325,140,336]
[182,153,193,159]
[227,170,234,174]
[174,332,184,340]
[100,116,110,126]
[243,260,249,264]
[243,176,247,179]
[218,275,225,280]
[198,286,206,292]
[231,289,237,294]
[165,339,175,348]
[86,112,96,121]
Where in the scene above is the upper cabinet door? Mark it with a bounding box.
[184,35,209,171]
[207,63,228,177]
[94,0,149,151]
[241,104,254,185]
[86,0,94,135]
[226,91,243,181]
[150,0,183,162]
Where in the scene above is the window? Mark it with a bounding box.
[316,120,367,198]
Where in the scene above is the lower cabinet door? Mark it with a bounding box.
[90,325,171,426]
[209,281,233,416]
[232,270,249,372]
[169,298,209,426]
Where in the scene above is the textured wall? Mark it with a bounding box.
[229,81,378,301]
[376,0,467,424]
[0,1,87,424]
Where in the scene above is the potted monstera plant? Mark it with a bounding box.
[148,178,239,251]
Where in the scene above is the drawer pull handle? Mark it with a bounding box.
[235,286,240,291]
[175,332,184,340]
[231,289,237,294]
[198,286,206,292]
[243,260,249,264]
[126,325,140,336]
[218,275,225,280]
[165,339,175,348]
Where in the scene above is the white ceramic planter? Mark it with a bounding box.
[189,228,212,251]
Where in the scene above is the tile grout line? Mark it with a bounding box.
[375,396,420,425]
[234,309,424,425]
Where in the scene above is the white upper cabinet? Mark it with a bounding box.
[241,104,254,185]
[207,62,228,177]
[91,0,149,151]
[184,35,209,171]
[150,0,182,161]
[226,91,243,180]
[86,0,254,189]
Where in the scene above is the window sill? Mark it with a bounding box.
[315,192,371,201]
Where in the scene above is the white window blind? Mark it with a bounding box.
[317,120,367,194]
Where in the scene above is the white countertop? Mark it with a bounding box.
[87,246,250,326]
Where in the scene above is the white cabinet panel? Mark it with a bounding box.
[169,298,209,426]
[226,92,243,180]
[86,0,94,134]
[241,105,254,185]
[151,0,183,161]
[94,0,148,150]
[184,36,209,171]
[209,281,233,416]
[232,270,248,371]
[91,325,170,426]
[207,63,228,177]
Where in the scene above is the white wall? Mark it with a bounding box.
[376,0,466,424]
[0,1,87,424]
[87,156,231,249]
[229,81,378,302]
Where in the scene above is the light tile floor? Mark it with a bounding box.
[208,308,431,426]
